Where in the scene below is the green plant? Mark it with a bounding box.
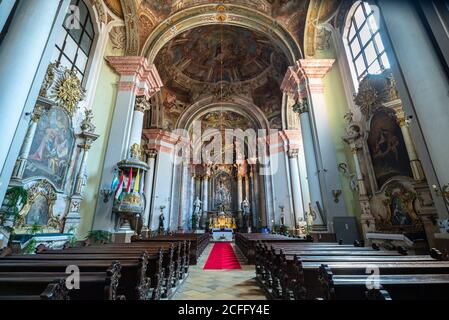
[28,223,44,235]
[0,187,28,224]
[22,238,37,254]
[68,235,78,247]
[87,230,112,244]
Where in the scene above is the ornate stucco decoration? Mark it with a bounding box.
[80,108,96,134]
[110,26,126,50]
[379,182,423,233]
[354,78,379,117]
[39,62,58,98]
[50,68,86,116]
[120,0,140,55]
[89,0,107,24]
[15,180,61,231]
[354,70,401,118]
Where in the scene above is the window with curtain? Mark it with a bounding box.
[345,2,390,85]
[51,0,95,83]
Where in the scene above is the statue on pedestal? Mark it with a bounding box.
[193,196,202,230]
[242,198,251,232]
[158,206,165,234]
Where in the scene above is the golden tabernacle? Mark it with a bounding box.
[209,212,237,230]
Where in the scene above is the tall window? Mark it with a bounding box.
[51,0,95,83]
[345,2,390,85]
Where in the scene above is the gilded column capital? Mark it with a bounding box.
[288,149,299,159]
[292,98,309,115]
[146,148,158,159]
[135,96,151,113]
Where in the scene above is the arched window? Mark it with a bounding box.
[344,1,390,86]
[51,0,95,83]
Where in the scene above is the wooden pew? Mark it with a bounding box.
[319,265,449,300]
[135,233,207,265]
[40,240,189,298]
[300,260,449,299]
[0,279,70,300]
[1,251,154,300]
[0,260,123,300]
[235,233,312,263]
[254,242,406,299]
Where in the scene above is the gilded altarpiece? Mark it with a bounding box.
[344,70,439,248]
[1,63,98,244]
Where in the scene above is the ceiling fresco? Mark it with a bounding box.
[200,111,253,131]
[101,0,331,131]
[156,25,276,84]
[153,24,288,131]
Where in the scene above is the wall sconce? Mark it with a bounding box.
[332,189,342,203]
[432,184,449,204]
[100,189,113,203]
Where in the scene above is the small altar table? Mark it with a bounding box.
[212,228,233,242]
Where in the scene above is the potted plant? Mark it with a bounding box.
[87,230,112,245]
[0,186,28,227]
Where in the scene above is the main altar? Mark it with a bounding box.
[209,211,236,242]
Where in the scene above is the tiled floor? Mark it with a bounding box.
[173,242,267,300]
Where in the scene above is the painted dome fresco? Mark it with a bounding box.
[156,25,279,84]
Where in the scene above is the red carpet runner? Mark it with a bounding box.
[203,242,241,270]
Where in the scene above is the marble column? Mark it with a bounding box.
[299,59,347,228]
[65,121,99,234]
[294,103,324,226]
[244,175,250,201]
[189,173,196,230]
[249,167,258,230]
[11,105,44,181]
[93,57,162,230]
[201,172,210,229]
[237,172,244,228]
[288,149,304,225]
[0,0,70,204]
[129,97,150,148]
[390,103,425,181]
[179,163,190,230]
[142,150,157,232]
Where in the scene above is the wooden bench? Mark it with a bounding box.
[235,233,312,263]
[0,260,123,300]
[36,243,178,299]
[135,234,207,264]
[319,265,449,300]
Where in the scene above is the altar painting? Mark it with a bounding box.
[367,111,412,188]
[23,107,74,190]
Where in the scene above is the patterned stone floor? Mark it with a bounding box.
[173,242,267,300]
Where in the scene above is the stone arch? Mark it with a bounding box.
[140,4,302,65]
[176,95,270,131]
[176,95,271,163]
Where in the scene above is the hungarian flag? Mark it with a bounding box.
[133,169,140,194]
[125,168,133,193]
[115,172,124,200]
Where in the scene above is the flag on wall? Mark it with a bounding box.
[115,172,124,200]
[139,172,145,194]
[111,170,120,191]
[133,169,140,193]
[125,168,133,193]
